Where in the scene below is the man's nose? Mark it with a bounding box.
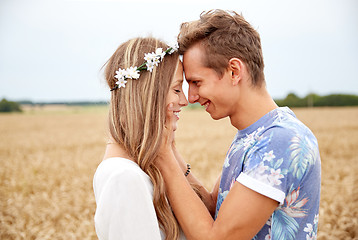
[188,86,199,104]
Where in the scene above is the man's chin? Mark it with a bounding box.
[209,112,225,121]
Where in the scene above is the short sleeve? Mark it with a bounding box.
[94,170,162,240]
[236,127,296,204]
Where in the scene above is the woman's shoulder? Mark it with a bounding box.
[95,157,149,179]
[93,157,153,194]
[96,157,140,172]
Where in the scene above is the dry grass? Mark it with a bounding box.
[0,106,357,239]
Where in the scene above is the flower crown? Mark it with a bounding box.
[110,42,179,91]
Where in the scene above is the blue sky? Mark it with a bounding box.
[0,0,357,102]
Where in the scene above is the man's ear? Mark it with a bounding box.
[228,58,244,86]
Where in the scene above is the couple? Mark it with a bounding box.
[93,9,321,240]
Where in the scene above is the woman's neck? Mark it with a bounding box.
[103,140,133,162]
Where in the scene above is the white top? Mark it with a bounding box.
[93,157,186,240]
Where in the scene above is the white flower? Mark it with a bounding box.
[268,168,284,186]
[115,78,127,89]
[144,52,156,63]
[167,42,179,54]
[155,48,165,60]
[144,52,161,70]
[263,150,275,161]
[114,68,126,80]
[153,57,160,66]
[145,61,155,72]
[125,66,140,79]
[304,223,313,233]
[270,168,284,178]
[155,48,163,55]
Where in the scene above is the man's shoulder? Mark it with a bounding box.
[261,108,317,143]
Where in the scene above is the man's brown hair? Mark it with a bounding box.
[178,9,265,86]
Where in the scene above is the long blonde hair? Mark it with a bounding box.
[104,37,180,239]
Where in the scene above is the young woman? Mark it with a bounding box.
[93,37,189,240]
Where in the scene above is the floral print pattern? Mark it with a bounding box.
[215,107,321,239]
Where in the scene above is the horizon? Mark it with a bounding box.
[3,92,358,104]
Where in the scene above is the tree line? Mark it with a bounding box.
[186,93,358,109]
[1,94,358,112]
[274,93,358,108]
[0,98,22,112]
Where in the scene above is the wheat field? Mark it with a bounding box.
[0,106,357,239]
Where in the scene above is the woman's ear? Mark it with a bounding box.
[228,58,244,86]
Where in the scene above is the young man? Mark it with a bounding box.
[158,9,321,240]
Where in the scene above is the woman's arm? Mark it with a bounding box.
[172,145,220,217]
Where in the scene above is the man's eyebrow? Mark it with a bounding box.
[184,75,193,81]
[186,79,198,84]
[185,76,199,82]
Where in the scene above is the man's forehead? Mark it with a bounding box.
[183,45,204,62]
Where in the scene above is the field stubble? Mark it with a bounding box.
[0,106,357,239]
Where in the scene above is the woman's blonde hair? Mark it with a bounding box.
[104,37,180,239]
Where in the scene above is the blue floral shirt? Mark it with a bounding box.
[215,107,321,240]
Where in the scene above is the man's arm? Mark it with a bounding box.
[158,151,278,240]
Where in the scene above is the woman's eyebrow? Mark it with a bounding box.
[174,78,183,84]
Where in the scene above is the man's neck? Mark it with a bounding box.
[230,87,278,130]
